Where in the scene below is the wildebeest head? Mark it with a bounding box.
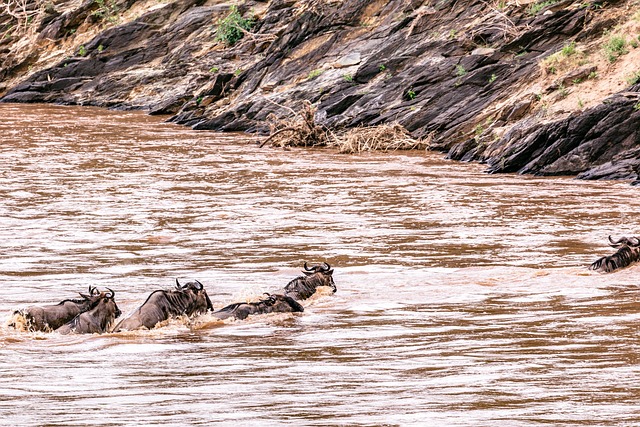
[608,235,640,248]
[590,235,640,273]
[284,262,336,301]
[11,285,105,332]
[213,293,304,320]
[57,288,121,334]
[175,279,214,314]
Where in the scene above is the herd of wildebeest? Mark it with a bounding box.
[6,235,640,335]
[8,262,336,334]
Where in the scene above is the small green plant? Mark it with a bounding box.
[234,68,243,77]
[196,96,203,105]
[407,89,416,100]
[631,38,639,49]
[561,41,577,56]
[474,123,484,137]
[209,66,219,73]
[78,45,87,56]
[343,73,354,83]
[97,44,104,53]
[558,84,569,99]
[572,78,582,84]
[603,35,628,63]
[455,64,467,77]
[541,41,583,75]
[379,64,386,72]
[578,98,584,108]
[496,0,507,10]
[588,70,598,80]
[216,5,254,46]
[448,29,457,39]
[308,69,323,79]
[627,70,640,86]
[634,101,640,111]
[488,73,497,84]
[92,0,119,24]
[527,0,558,15]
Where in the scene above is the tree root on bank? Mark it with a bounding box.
[260,101,428,153]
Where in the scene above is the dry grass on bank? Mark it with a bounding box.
[332,123,427,153]
[261,101,427,153]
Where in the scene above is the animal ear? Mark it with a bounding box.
[302,271,313,276]
[79,293,90,299]
[327,269,334,275]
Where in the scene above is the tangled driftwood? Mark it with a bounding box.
[260,101,427,153]
[260,100,333,148]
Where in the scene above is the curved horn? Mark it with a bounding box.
[194,280,204,290]
[631,237,640,246]
[303,262,313,271]
[322,262,331,271]
[89,285,100,296]
[175,278,183,289]
[106,288,115,298]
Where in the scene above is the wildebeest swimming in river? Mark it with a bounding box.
[589,235,640,273]
[112,279,213,332]
[212,293,304,320]
[283,262,336,300]
[57,289,121,334]
[10,286,104,332]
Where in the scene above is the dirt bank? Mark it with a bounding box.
[1,0,639,181]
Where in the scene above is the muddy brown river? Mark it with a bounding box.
[1,104,640,426]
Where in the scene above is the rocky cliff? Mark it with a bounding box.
[1,0,639,181]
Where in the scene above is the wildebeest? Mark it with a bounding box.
[112,279,213,332]
[57,289,121,334]
[212,293,304,320]
[589,235,640,273]
[283,262,336,300]
[10,286,104,332]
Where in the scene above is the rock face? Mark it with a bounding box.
[1,0,639,181]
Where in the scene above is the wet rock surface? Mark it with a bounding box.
[1,0,639,181]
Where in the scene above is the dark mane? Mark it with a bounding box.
[217,302,243,313]
[56,297,90,306]
[590,245,640,273]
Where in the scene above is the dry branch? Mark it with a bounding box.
[261,101,429,153]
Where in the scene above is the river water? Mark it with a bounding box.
[1,103,640,426]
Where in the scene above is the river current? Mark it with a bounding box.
[1,104,640,426]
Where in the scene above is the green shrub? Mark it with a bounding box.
[308,69,323,79]
[455,64,467,77]
[561,41,577,56]
[407,89,416,100]
[92,0,119,23]
[603,35,628,63]
[527,0,558,15]
[216,6,254,46]
[627,70,640,86]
